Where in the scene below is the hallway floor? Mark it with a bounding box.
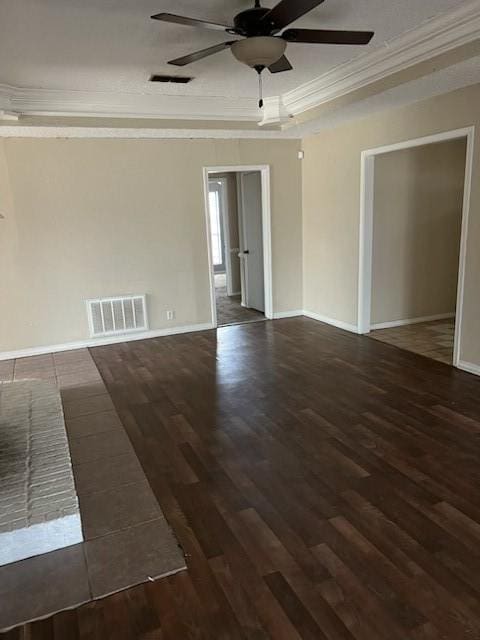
[215,273,264,327]
[369,318,455,364]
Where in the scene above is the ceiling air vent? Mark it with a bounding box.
[149,74,193,83]
[86,295,148,338]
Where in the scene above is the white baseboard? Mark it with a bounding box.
[0,323,215,361]
[303,310,359,334]
[371,312,455,330]
[457,360,480,377]
[272,310,304,319]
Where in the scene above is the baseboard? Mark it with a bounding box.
[457,360,480,377]
[0,323,215,361]
[371,313,455,330]
[303,310,359,334]
[272,310,304,319]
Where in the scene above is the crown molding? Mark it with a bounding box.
[1,1,479,126]
[283,0,480,115]
[258,97,291,127]
[0,125,298,140]
[0,83,261,122]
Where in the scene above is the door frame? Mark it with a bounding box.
[357,126,475,368]
[203,165,273,327]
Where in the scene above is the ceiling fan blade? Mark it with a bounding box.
[259,0,325,31]
[269,55,293,73]
[168,41,237,66]
[151,13,232,32]
[282,28,374,45]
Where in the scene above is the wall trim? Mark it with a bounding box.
[303,310,359,334]
[283,0,480,115]
[371,313,455,330]
[457,360,480,376]
[272,310,304,319]
[357,125,475,373]
[0,323,215,361]
[0,125,295,140]
[0,82,260,122]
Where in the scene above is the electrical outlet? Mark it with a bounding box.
[167,310,175,321]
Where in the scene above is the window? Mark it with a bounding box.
[209,184,224,268]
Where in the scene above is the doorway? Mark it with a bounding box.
[204,165,273,328]
[358,127,474,368]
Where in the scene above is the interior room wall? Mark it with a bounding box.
[302,82,480,369]
[0,137,302,354]
[371,138,466,325]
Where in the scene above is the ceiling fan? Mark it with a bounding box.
[151,0,374,107]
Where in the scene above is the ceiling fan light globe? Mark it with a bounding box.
[231,37,286,68]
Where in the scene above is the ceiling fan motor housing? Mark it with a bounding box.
[231,7,278,37]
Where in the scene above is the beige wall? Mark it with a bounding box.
[0,138,302,353]
[371,139,466,324]
[303,82,480,367]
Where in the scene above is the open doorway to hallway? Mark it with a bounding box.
[207,170,267,327]
[366,136,468,365]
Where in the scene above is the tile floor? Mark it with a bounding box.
[0,349,185,632]
[215,273,265,327]
[369,318,455,364]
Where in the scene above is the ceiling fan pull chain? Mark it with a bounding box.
[258,69,263,109]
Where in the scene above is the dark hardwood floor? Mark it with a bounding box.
[5,317,480,640]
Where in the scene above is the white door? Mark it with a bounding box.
[239,172,264,313]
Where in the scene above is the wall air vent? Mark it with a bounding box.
[86,295,148,338]
[149,74,193,83]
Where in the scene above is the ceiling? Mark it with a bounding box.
[0,0,477,124]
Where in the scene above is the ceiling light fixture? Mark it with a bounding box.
[231,37,286,69]
[231,37,286,107]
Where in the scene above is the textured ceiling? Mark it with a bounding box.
[0,0,463,99]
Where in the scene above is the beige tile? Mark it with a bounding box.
[70,430,133,466]
[85,519,185,599]
[53,349,92,366]
[74,452,145,496]
[54,360,100,376]
[59,380,106,403]
[15,354,54,370]
[65,410,123,439]
[57,370,103,389]
[370,319,454,365]
[79,480,161,540]
[0,361,14,382]
[0,544,90,631]
[13,369,56,382]
[62,393,115,419]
